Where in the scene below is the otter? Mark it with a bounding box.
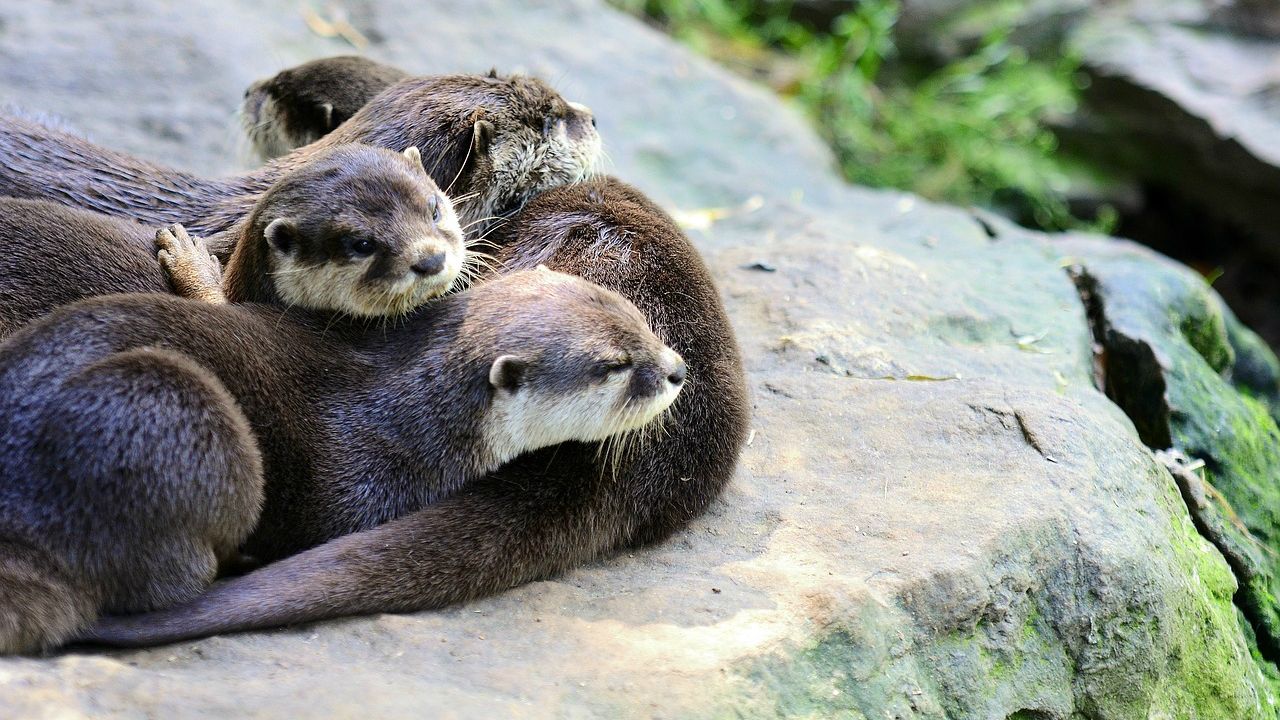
[84,177,749,646]
[0,267,682,653]
[241,56,410,160]
[0,144,466,338]
[0,70,599,256]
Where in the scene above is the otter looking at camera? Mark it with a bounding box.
[85,177,749,647]
[0,143,467,338]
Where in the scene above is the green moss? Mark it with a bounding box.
[1146,497,1277,719]
[741,620,943,719]
[1176,291,1234,374]
[1060,243,1280,713]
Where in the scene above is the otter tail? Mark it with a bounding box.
[80,470,626,647]
[0,540,97,654]
[0,113,244,243]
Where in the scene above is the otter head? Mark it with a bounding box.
[474,268,684,463]
[301,69,601,236]
[466,72,602,219]
[243,144,467,317]
[241,56,410,160]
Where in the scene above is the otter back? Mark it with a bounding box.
[1,72,599,254]
[0,199,170,337]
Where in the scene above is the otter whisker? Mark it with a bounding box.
[440,137,474,196]
[448,191,481,205]
[461,215,507,232]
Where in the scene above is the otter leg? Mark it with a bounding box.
[27,348,263,626]
[157,224,227,304]
[0,539,96,655]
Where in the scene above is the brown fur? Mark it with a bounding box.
[242,56,410,160]
[0,71,597,255]
[1,268,676,654]
[83,177,749,646]
[0,144,463,338]
[0,347,264,654]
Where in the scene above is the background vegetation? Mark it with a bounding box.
[611,0,1115,232]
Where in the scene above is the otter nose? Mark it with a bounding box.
[412,252,447,276]
[667,360,687,386]
[569,101,597,129]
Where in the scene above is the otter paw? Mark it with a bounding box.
[156,224,226,304]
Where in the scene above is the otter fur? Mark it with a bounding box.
[84,177,748,646]
[241,56,410,160]
[0,267,680,653]
[0,143,466,338]
[0,71,599,255]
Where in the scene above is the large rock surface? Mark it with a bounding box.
[1,1,1278,717]
[1068,1,1280,251]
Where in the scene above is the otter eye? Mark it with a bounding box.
[601,357,632,375]
[429,195,442,224]
[349,238,376,257]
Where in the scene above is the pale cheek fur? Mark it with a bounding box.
[272,256,376,317]
[487,126,601,208]
[485,371,681,462]
[242,95,317,161]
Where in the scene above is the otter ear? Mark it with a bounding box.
[472,119,494,156]
[486,67,499,79]
[489,355,526,393]
[264,218,299,254]
[402,145,423,169]
[321,102,335,130]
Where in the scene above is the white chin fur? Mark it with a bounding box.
[273,250,461,318]
[484,371,682,464]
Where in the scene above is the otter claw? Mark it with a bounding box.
[155,223,226,304]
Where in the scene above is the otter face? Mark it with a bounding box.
[258,145,468,317]
[481,270,684,462]
[477,76,602,217]
[241,66,602,235]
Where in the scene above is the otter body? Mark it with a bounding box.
[0,72,598,255]
[0,200,163,337]
[85,177,749,646]
[1,268,680,652]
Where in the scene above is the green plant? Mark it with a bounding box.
[611,0,1113,233]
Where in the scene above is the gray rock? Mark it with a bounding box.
[0,1,1276,718]
[890,0,1280,274]
[1069,4,1280,257]
[1057,230,1280,661]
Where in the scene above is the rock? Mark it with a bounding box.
[0,1,1277,718]
[1069,3,1280,256]
[1057,231,1280,661]
[888,0,1280,347]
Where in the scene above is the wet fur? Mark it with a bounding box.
[84,178,749,646]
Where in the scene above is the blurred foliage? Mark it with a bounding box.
[611,0,1116,232]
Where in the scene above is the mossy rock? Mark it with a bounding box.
[1058,234,1280,661]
